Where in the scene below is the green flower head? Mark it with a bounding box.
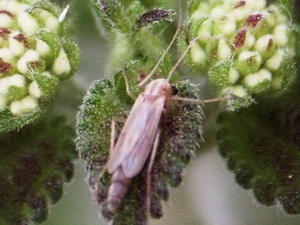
[0,0,79,131]
[183,0,296,109]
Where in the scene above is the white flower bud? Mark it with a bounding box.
[0,78,11,94]
[246,0,266,10]
[219,16,236,36]
[244,34,255,48]
[0,74,25,94]
[232,7,251,21]
[52,48,71,75]
[255,34,274,52]
[35,40,51,56]
[38,10,59,32]
[265,12,276,27]
[217,39,232,60]
[191,2,210,19]
[211,6,228,19]
[266,49,284,70]
[17,50,40,74]
[29,81,42,98]
[45,16,60,32]
[238,51,262,65]
[0,48,15,63]
[9,74,26,87]
[17,12,39,35]
[7,1,29,15]
[197,20,213,38]
[244,69,272,87]
[228,67,239,84]
[224,85,248,97]
[190,42,207,64]
[41,71,53,78]
[273,25,288,46]
[9,32,26,57]
[0,13,12,28]
[10,96,38,115]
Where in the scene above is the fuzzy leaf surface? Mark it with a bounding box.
[0,114,77,224]
[217,89,300,214]
[76,76,204,224]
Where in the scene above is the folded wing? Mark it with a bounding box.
[107,94,165,177]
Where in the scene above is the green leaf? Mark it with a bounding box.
[0,108,45,132]
[0,114,77,224]
[93,0,178,78]
[208,59,233,88]
[95,0,132,33]
[76,77,204,224]
[30,0,61,17]
[217,91,300,214]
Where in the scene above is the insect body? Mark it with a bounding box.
[98,3,228,216]
[106,78,172,212]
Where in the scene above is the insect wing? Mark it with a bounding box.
[107,94,165,177]
[122,96,165,177]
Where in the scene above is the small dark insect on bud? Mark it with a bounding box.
[138,9,174,27]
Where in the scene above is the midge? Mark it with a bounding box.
[96,10,226,215]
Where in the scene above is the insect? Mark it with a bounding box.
[96,7,227,216]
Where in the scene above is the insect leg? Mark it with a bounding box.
[94,118,117,199]
[138,4,183,88]
[146,128,162,216]
[171,96,227,104]
[123,71,137,100]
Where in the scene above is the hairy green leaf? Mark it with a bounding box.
[217,89,300,214]
[76,76,204,224]
[0,114,77,224]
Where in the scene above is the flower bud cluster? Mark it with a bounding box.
[188,0,295,107]
[0,0,78,116]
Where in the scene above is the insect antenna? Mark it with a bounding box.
[166,35,233,82]
[138,2,183,88]
[167,33,234,104]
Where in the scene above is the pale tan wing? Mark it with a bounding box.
[107,94,165,176]
[121,97,164,178]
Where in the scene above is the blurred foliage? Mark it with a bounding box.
[217,79,300,214]
[0,113,77,224]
